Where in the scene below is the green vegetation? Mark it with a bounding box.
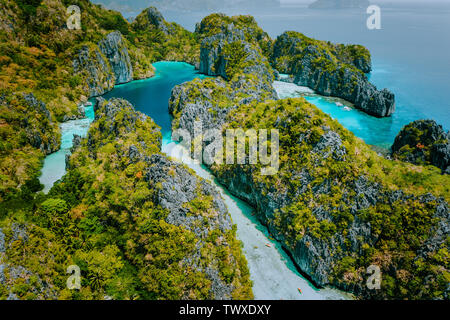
[0,98,252,300]
[195,13,272,56]
[170,28,449,297]
[210,97,449,299]
[391,120,449,170]
[0,1,254,300]
[0,0,199,199]
[131,8,200,64]
[271,31,371,77]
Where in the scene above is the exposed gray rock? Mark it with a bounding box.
[11,223,28,243]
[0,228,5,253]
[418,197,450,257]
[392,120,450,174]
[98,31,133,85]
[18,93,59,155]
[199,24,245,77]
[272,32,395,117]
[432,143,450,173]
[82,97,241,299]
[128,145,140,163]
[170,78,236,135]
[0,264,5,284]
[312,130,347,161]
[145,154,233,238]
[23,93,50,119]
[73,45,115,97]
[143,7,169,34]
[71,134,82,152]
[197,20,277,101]
[73,31,133,97]
[0,225,57,299]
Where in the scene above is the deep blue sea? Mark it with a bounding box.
[160,2,450,146]
[41,2,450,189]
[38,2,449,299]
[102,62,208,143]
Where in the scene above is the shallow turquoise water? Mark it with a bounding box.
[39,104,95,193]
[102,61,208,143]
[161,4,450,144]
[40,61,418,299]
[98,61,350,299]
[274,80,401,148]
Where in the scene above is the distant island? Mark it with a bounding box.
[93,0,280,14]
[309,0,370,9]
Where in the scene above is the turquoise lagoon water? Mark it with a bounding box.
[162,3,450,145]
[102,61,209,144]
[39,104,95,193]
[273,80,403,148]
[39,62,205,192]
[39,58,442,299]
[40,61,349,299]
[38,60,438,298]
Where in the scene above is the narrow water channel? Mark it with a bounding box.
[39,61,351,300]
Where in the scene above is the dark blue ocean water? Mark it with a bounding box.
[41,2,450,189]
[102,62,208,142]
[160,2,450,145]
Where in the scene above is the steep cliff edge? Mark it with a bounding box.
[0,93,60,198]
[169,15,449,299]
[98,31,134,85]
[72,31,134,97]
[171,86,449,299]
[0,97,252,300]
[131,7,200,65]
[271,31,395,117]
[1,1,197,198]
[170,14,278,140]
[392,120,450,174]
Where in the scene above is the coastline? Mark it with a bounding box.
[39,61,353,300]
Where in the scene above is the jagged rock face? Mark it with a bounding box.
[169,73,278,140]
[144,154,236,299]
[73,45,115,97]
[0,228,5,253]
[169,78,236,135]
[170,83,449,298]
[0,225,57,300]
[197,20,277,100]
[73,31,133,97]
[10,93,59,155]
[98,31,133,85]
[272,32,395,117]
[199,25,274,83]
[76,98,247,299]
[392,120,450,174]
[143,7,169,34]
[146,154,232,237]
[213,133,449,298]
[171,16,279,135]
[199,24,245,77]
